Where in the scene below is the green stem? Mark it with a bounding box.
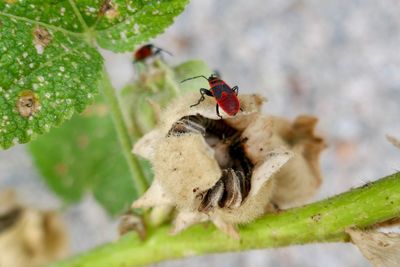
[51,172,400,267]
[155,60,180,96]
[100,70,148,195]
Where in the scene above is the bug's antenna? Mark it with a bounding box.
[181,75,209,83]
[154,46,173,57]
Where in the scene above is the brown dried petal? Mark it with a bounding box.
[132,179,173,208]
[386,135,400,150]
[269,115,326,208]
[0,190,18,215]
[118,212,146,240]
[132,129,163,161]
[347,229,400,267]
[249,148,293,198]
[171,211,208,235]
[0,193,67,267]
[212,215,240,240]
[241,115,281,164]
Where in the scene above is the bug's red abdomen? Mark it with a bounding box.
[210,82,240,116]
[134,45,153,61]
[217,91,240,116]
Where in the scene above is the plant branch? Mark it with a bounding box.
[50,172,400,267]
[100,70,148,195]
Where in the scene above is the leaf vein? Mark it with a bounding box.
[68,0,90,31]
[0,11,82,37]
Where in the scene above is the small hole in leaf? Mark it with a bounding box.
[99,0,119,19]
[77,135,89,150]
[16,90,40,118]
[33,26,52,54]
[99,0,112,15]
[54,163,68,176]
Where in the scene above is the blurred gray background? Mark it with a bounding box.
[1,0,400,266]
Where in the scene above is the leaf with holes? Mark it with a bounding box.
[28,94,137,215]
[0,0,189,149]
[91,0,190,52]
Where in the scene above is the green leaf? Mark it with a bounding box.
[28,94,136,215]
[0,1,102,149]
[92,0,190,52]
[0,0,189,149]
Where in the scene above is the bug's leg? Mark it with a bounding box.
[190,88,212,108]
[232,86,239,95]
[154,48,162,56]
[133,62,141,78]
[154,48,164,61]
[216,104,222,119]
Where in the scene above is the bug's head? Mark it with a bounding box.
[212,70,221,78]
[208,74,222,84]
[208,73,219,79]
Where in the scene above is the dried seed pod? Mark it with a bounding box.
[219,168,243,209]
[386,135,400,150]
[266,115,326,208]
[118,211,146,240]
[198,180,225,213]
[347,228,400,267]
[0,190,21,233]
[0,190,68,267]
[133,92,324,237]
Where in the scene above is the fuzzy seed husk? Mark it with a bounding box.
[347,228,400,267]
[132,92,325,237]
[0,190,68,267]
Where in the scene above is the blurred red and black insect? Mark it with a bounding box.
[181,74,241,118]
[133,44,172,63]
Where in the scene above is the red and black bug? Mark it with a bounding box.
[133,44,172,63]
[181,74,241,118]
